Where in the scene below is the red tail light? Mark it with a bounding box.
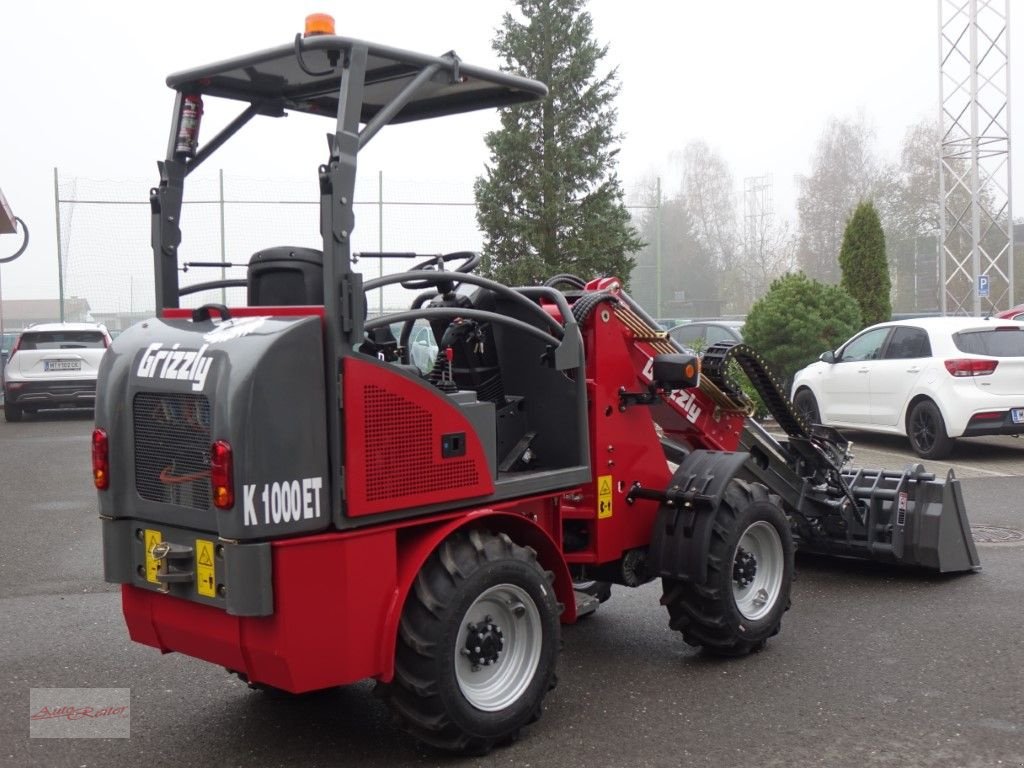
[210,440,234,509]
[92,428,109,490]
[944,358,998,377]
[7,335,22,363]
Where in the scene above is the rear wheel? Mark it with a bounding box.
[662,479,793,656]
[383,529,560,754]
[4,402,23,423]
[793,388,820,426]
[907,399,954,459]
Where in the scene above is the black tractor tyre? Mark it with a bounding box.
[907,399,954,460]
[793,388,820,426]
[382,529,560,755]
[4,402,23,423]
[661,479,794,657]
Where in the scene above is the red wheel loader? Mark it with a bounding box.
[95,17,980,754]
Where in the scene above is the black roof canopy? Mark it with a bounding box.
[166,35,547,123]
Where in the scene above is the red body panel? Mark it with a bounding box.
[342,357,495,516]
[124,527,398,691]
[122,504,574,691]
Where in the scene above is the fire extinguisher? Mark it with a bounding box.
[174,94,204,160]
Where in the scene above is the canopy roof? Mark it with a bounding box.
[166,35,547,123]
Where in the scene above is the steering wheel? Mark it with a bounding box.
[400,251,482,290]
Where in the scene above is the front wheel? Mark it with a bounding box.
[383,529,560,754]
[793,388,821,426]
[662,479,794,656]
[907,399,954,459]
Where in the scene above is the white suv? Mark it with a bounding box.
[3,322,111,422]
[791,316,1024,459]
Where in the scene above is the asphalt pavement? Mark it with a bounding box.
[1,413,1022,768]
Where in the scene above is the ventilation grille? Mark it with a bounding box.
[134,392,211,510]
[363,384,479,502]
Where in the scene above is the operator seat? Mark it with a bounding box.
[247,246,324,306]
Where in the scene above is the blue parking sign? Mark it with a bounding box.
[978,274,990,298]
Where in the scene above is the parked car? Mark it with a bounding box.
[791,316,1024,459]
[3,322,112,422]
[669,319,744,349]
[996,303,1024,321]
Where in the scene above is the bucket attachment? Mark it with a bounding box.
[796,464,981,573]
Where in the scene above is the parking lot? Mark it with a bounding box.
[1,412,1022,767]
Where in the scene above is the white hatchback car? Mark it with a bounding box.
[791,316,1024,459]
[3,322,111,422]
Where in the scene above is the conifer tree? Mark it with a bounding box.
[744,272,862,383]
[474,0,642,285]
[839,201,890,326]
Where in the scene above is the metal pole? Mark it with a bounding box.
[936,0,948,316]
[655,176,662,319]
[1007,0,1014,309]
[53,167,65,322]
[969,0,981,317]
[378,170,384,315]
[219,169,227,305]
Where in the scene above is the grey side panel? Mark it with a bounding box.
[101,517,135,584]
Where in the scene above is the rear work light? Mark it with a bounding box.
[92,428,109,490]
[210,440,234,509]
[944,358,999,377]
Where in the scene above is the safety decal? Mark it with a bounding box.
[195,538,216,598]
[598,475,613,519]
[144,529,162,584]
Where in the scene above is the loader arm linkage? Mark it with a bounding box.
[698,340,980,573]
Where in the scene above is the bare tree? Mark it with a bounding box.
[796,115,882,283]
[681,141,741,275]
[739,214,797,306]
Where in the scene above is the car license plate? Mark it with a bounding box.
[1012,408,1024,424]
[44,359,81,372]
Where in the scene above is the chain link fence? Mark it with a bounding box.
[53,168,950,333]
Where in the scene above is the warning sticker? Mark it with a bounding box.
[195,538,216,598]
[144,530,161,584]
[597,475,613,519]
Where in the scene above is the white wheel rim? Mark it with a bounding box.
[732,521,784,621]
[455,583,542,712]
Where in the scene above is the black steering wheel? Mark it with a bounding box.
[400,251,482,290]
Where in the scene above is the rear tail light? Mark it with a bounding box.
[210,440,234,509]
[944,358,998,377]
[972,411,1004,420]
[7,335,21,363]
[92,428,110,490]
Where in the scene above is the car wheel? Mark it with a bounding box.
[907,400,954,459]
[4,402,23,423]
[793,389,821,426]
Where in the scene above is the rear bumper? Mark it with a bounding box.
[116,527,399,693]
[5,379,96,407]
[962,411,1024,437]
